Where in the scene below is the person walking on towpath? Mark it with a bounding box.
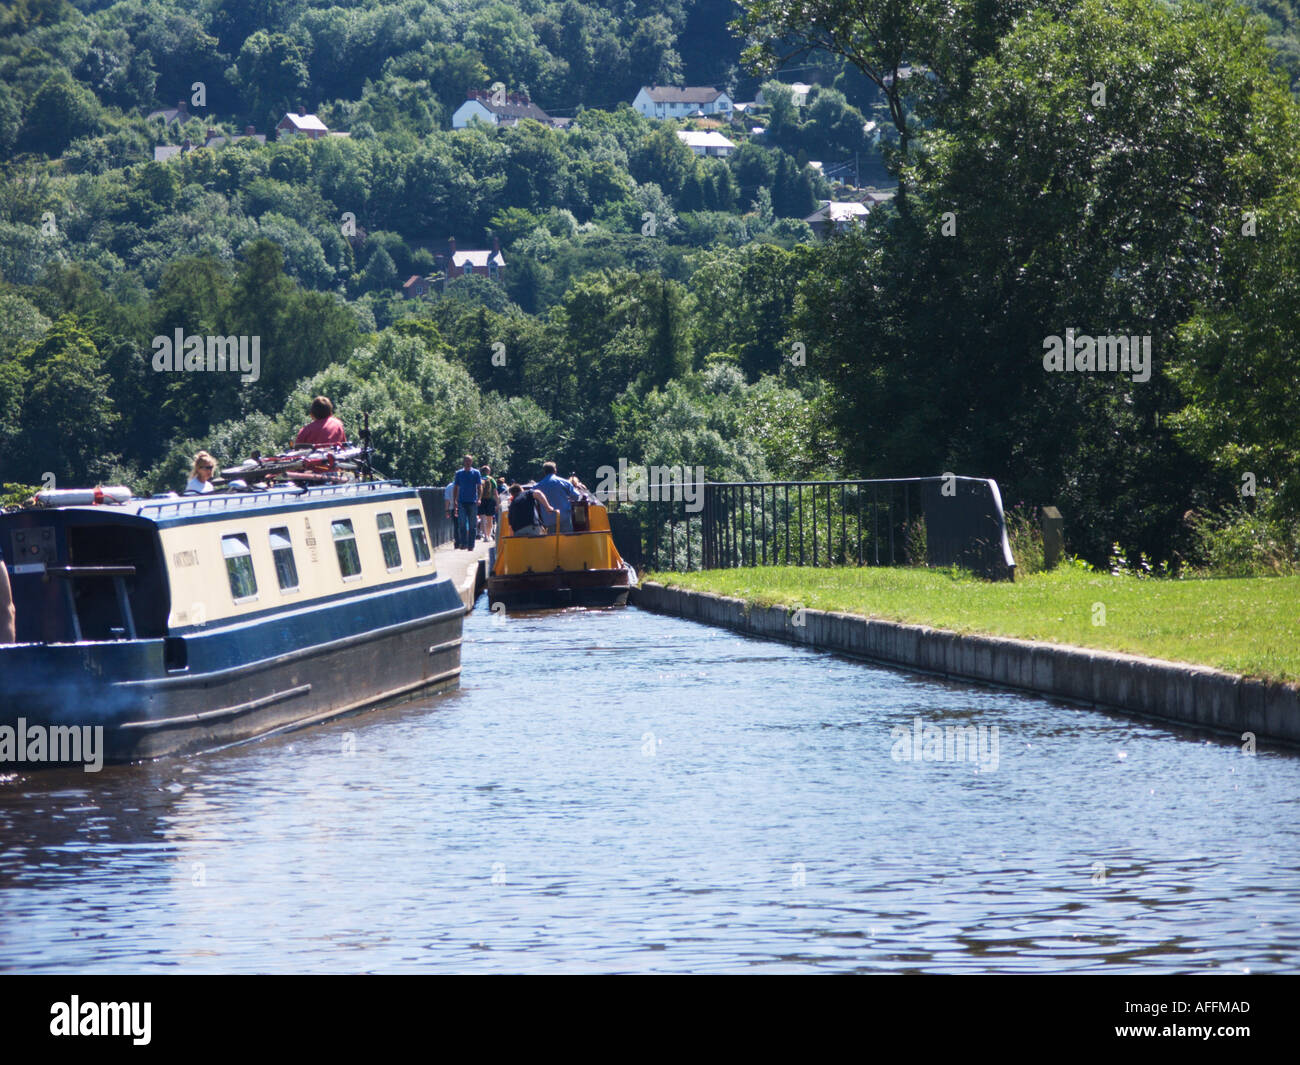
[478,465,499,541]
[453,455,483,550]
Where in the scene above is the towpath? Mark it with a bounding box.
[434,539,491,610]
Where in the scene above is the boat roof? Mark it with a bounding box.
[10,481,423,530]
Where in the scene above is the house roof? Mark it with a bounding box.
[882,64,931,88]
[147,106,188,123]
[452,250,505,268]
[279,112,329,132]
[805,201,871,224]
[676,130,736,150]
[204,133,266,149]
[461,92,553,124]
[640,85,727,104]
[402,275,425,289]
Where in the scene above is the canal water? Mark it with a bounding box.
[2,601,1298,973]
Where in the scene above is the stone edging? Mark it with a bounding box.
[631,582,1300,747]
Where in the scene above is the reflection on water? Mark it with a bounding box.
[2,601,1298,973]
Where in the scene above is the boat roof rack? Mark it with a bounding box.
[137,479,409,519]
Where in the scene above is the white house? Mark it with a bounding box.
[633,85,733,120]
[755,82,813,108]
[804,200,871,239]
[276,108,330,140]
[676,130,736,158]
[452,89,565,129]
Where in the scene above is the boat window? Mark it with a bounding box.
[222,534,258,601]
[269,527,299,591]
[331,518,362,579]
[407,508,431,564]
[377,512,402,571]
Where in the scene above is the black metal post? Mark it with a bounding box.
[784,484,790,565]
[790,483,800,566]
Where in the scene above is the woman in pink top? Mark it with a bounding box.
[295,396,347,446]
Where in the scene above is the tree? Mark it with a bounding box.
[18,318,120,483]
[18,73,101,156]
[761,80,797,138]
[734,0,1043,196]
[797,0,1300,562]
[229,30,313,129]
[1171,179,1300,512]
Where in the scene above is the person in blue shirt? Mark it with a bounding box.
[452,454,484,549]
[533,461,582,534]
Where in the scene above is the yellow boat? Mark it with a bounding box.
[488,494,635,609]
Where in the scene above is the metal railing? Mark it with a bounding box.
[642,477,1016,580]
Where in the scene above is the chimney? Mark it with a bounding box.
[207,128,217,140]
[245,125,256,136]
[177,100,187,113]
[298,104,306,116]
[181,138,192,150]
[448,236,456,256]
[492,235,500,253]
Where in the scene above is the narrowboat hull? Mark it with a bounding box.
[0,581,464,767]
[487,567,631,610]
[1,480,465,769]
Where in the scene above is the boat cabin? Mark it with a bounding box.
[2,481,440,647]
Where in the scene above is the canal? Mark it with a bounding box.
[1,600,1298,973]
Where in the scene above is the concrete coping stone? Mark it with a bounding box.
[631,581,1299,747]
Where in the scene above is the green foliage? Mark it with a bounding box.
[0,483,40,508]
[1169,176,1300,514]
[0,0,1297,580]
[798,0,1300,565]
[18,71,101,155]
[13,317,120,483]
[904,515,927,566]
[228,30,313,130]
[1187,489,1300,576]
[613,364,772,481]
[1003,506,1045,576]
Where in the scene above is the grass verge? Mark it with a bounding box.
[643,565,1300,684]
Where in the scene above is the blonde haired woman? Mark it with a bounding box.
[185,451,217,494]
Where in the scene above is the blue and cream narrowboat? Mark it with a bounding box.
[0,481,463,766]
